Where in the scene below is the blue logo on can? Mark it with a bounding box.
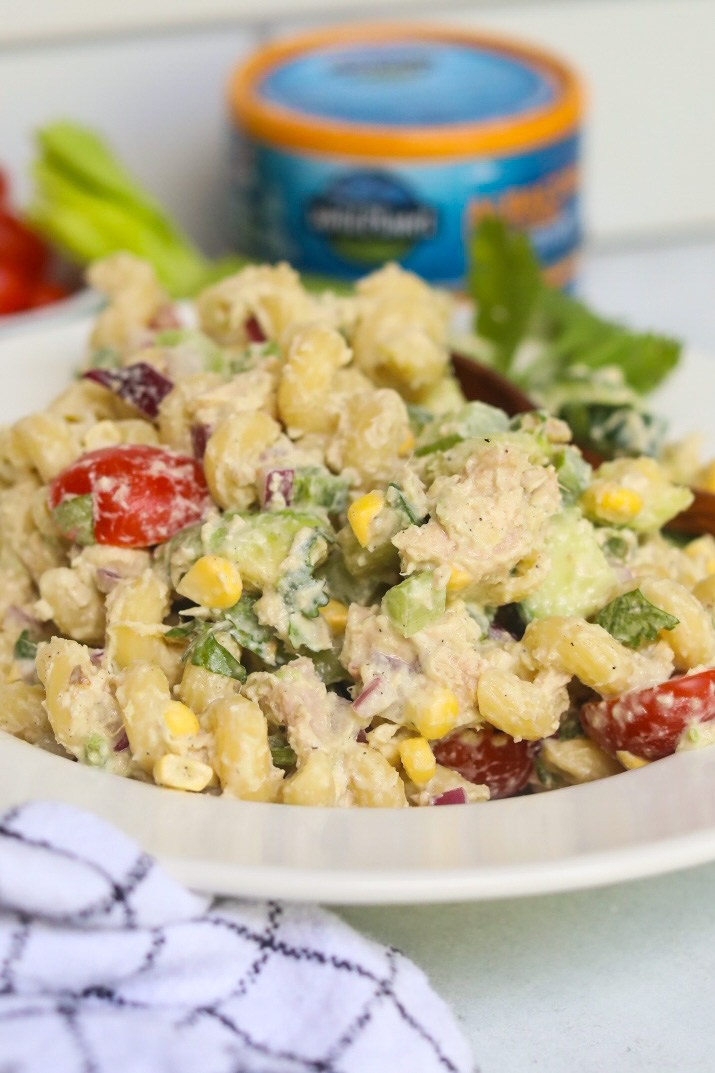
[306,171,438,266]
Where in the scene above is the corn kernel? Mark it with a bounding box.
[405,685,459,740]
[153,753,213,792]
[596,485,643,521]
[398,430,416,457]
[319,598,349,632]
[163,700,200,738]
[699,463,715,494]
[446,566,471,592]
[177,555,243,609]
[347,491,385,548]
[616,749,650,770]
[399,736,437,785]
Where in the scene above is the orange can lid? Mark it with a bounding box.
[229,23,583,159]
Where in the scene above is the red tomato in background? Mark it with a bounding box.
[581,670,715,760]
[433,728,536,799]
[30,281,69,308]
[0,263,33,314]
[0,211,48,278]
[48,445,209,548]
[0,168,8,207]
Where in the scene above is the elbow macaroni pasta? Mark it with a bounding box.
[2,253,714,807]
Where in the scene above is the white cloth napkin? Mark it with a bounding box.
[0,801,474,1073]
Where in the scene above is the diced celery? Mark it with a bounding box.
[382,572,446,637]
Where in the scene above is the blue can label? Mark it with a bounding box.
[228,130,581,287]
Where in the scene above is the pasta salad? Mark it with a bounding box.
[2,253,715,808]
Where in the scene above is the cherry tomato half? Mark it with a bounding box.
[581,669,715,760]
[48,445,209,548]
[0,262,33,315]
[433,727,535,799]
[0,211,48,278]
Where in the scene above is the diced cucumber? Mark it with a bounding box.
[292,466,348,514]
[315,549,385,607]
[162,522,204,588]
[559,401,666,459]
[155,328,227,375]
[415,401,509,457]
[552,446,592,505]
[206,510,330,589]
[336,525,400,582]
[520,510,616,621]
[382,571,446,637]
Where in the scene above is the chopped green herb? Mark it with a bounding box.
[594,588,679,647]
[164,620,200,640]
[191,630,246,682]
[268,732,297,771]
[558,712,583,740]
[14,630,37,661]
[84,733,109,766]
[223,594,278,663]
[603,534,630,561]
[386,483,427,526]
[52,494,95,545]
[414,433,463,458]
[88,346,120,370]
[406,404,434,433]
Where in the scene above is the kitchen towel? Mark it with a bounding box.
[0,801,474,1073]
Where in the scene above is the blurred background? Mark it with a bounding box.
[0,0,714,342]
[2,0,714,247]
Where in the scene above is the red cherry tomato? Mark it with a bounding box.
[582,669,715,760]
[0,168,8,206]
[48,445,209,548]
[0,262,33,314]
[433,727,535,799]
[0,212,48,277]
[30,281,69,308]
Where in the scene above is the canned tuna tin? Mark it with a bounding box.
[228,24,584,287]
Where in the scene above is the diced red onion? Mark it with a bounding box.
[261,467,294,507]
[83,362,174,420]
[381,653,414,671]
[113,730,129,752]
[432,788,467,806]
[356,729,368,743]
[244,314,266,343]
[95,568,122,594]
[148,304,181,331]
[191,423,211,460]
[487,625,512,642]
[4,606,41,633]
[89,649,104,666]
[352,677,381,710]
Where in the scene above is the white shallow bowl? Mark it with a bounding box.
[0,318,714,905]
[0,288,100,338]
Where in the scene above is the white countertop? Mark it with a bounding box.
[339,236,715,1073]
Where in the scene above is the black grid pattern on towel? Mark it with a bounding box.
[0,803,475,1073]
